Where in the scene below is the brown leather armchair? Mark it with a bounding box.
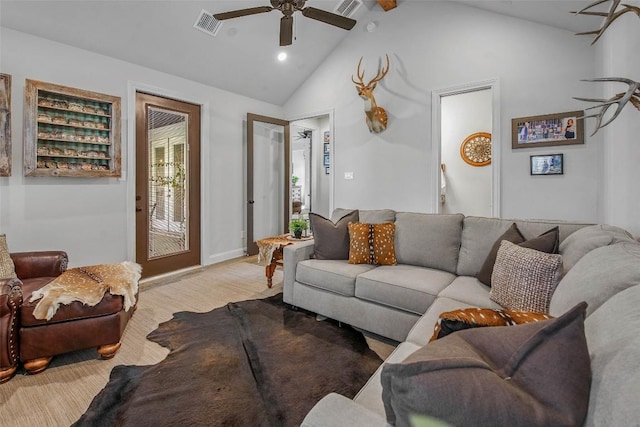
[0,278,22,383]
[3,251,136,379]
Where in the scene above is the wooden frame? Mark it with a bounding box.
[0,74,11,177]
[512,110,584,149]
[530,154,564,176]
[24,79,121,177]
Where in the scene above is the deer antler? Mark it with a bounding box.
[351,54,390,87]
[367,54,390,86]
[573,0,640,45]
[351,57,366,87]
[574,77,640,135]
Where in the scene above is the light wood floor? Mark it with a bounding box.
[0,257,395,427]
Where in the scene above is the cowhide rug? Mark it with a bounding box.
[74,294,383,427]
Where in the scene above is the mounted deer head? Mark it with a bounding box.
[352,54,390,133]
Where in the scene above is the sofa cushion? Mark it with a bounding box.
[0,234,17,278]
[437,276,494,308]
[550,242,640,317]
[429,307,552,341]
[490,241,563,313]
[381,302,591,427]
[559,224,635,273]
[348,222,397,266]
[309,210,359,260]
[331,208,396,224]
[394,212,464,274]
[355,265,455,315]
[477,225,559,286]
[583,285,640,426]
[295,259,376,297]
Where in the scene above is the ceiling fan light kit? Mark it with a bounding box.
[213,0,357,46]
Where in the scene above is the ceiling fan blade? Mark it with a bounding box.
[301,7,356,30]
[280,15,293,46]
[213,6,273,21]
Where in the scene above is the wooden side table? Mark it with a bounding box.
[256,234,312,288]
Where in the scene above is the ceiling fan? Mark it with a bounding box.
[214,0,357,46]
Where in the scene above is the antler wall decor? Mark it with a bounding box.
[574,77,640,136]
[573,0,640,45]
[352,54,390,134]
[572,0,640,135]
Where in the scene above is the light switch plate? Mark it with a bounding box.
[344,172,354,180]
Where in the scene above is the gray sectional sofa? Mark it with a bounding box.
[282,209,640,426]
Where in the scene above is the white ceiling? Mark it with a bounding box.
[0,0,599,106]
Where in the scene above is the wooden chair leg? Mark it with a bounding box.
[0,366,17,383]
[23,357,53,375]
[97,342,121,360]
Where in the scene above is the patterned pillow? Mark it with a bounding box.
[429,307,552,342]
[477,224,559,286]
[0,234,17,279]
[309,211,359,260]
[490,240,563,313]
[348,222,397,266]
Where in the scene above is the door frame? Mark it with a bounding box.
[286,109,335,216]
[431,79,501,217]
[126,82,211,272]
[246,113,290,256]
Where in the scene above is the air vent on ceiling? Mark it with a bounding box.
[193,9,223,37]
[334,0,362,17]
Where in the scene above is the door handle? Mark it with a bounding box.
[248,200,255,205]
[136,207,142,212]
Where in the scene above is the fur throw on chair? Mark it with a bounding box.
[29,261,142,321]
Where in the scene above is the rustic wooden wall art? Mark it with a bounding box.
[24,79,121,178]
[0,74,11,177]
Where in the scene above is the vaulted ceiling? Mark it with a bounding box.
[0,1,596,105]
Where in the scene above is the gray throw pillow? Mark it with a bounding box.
[381,302,591,427]
[476,223,525,286]
[309,210,359,260]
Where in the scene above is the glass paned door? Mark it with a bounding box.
[147,108,188,258]
[136,92,200,278]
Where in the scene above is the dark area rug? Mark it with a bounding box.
[74,294,383,427]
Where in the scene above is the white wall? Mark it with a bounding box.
[0,28,282,267]
[284,1,600,222]
[596,7,640,236]
[441,89,492,216]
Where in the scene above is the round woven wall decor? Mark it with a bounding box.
[460,132,492,166]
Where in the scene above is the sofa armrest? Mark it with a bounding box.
[301,393,389,427]
[0,278,23,374]
[283,240,315,304]
[10,251,68,280]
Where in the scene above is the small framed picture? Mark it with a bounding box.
[530,154,563,175]
[323,154,330,166]
[324,131,330,143]
[325,166,330,175]
[323,142,330,154]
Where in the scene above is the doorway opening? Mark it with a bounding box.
[432,80,500,217]
[289,113,332,220]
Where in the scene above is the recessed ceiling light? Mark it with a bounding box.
[277,52,287,61]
